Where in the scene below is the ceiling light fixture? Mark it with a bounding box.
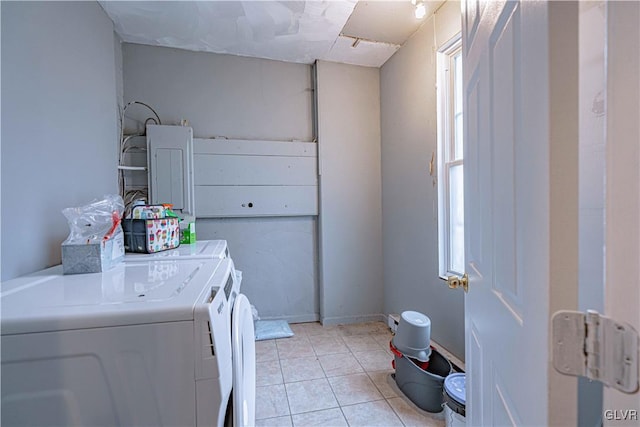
[414,1,427,19]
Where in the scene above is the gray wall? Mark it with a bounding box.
[316,61,383,325]
[380,1,464,359]
[1,1,119,281]
[122,43,313,141]
[122,43,318,321]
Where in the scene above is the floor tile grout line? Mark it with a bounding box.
[285,403,343,416]
[384,396,410,427]
[340,335,354,426]
[338,396,390,408]
[320,358,342,415]
[365,370,395,400]
[278,352,294,420]
[338,405,351,427]
[334,334,380,410]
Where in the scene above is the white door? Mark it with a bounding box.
[462,1,580,425]
[603,1,640,425]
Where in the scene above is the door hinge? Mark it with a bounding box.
[552,310,639,393]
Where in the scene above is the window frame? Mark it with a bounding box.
[436,35,464,279]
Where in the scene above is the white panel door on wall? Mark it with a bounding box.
[462,1,579,425]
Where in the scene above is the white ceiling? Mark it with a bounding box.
[100,1,443,68]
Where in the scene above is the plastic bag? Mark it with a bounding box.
[254,320,294,341]
[251,304,260,322]
[62,195,125,244]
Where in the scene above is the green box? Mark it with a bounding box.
[180,222,196,244]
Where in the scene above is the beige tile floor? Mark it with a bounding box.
[255,321,446,427]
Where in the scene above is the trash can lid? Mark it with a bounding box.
[444,373,466,406]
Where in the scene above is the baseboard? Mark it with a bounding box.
[263,313,391,326]
[260,313,319,324]
[320,313,385,326]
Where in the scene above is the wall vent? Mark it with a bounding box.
[206,322,215,356]
[388,314,399,333]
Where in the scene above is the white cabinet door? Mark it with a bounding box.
[147,125,195,215]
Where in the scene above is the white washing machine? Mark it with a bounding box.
[1,257,255,427]
[124,239,229,262]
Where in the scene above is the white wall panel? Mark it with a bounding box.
[194,139,316,157]
[196,186,317,217]
[193,138,318,217]
[195,155,317,186]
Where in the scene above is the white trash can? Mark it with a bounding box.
[443,373,466,427]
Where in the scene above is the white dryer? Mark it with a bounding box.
[122,238,254,426]
[0,257,255,427]
[125,240,256,426]
[124,239,229,261]
[231,293,256,427]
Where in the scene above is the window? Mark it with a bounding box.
[437,37,464,278]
